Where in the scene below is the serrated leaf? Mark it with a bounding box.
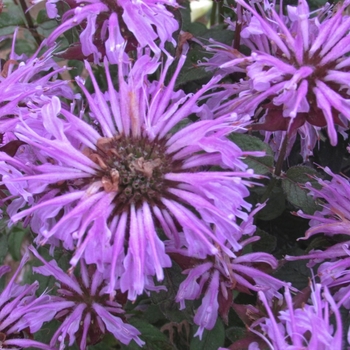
[281,165,320,214]
[190,319,225,350]
[8,226,26,261]
[254,186,286,221]
[229,133,274,174]
[274,247,312,290]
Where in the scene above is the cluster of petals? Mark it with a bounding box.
[43,0,179,61]
[205,0,350,159]
[29,246,144,349]
[248,284,343,349]
[0,45,262,301]
[173,229,288,339]
[0,252,57,349]
[286,167,350,314]
[0,29,75,141]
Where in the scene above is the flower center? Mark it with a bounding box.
[86,135,176,211]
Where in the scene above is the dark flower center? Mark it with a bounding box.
[86,135,179,211]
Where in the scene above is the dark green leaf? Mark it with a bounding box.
[0,3,25,28]
[226,326,246,343]
[127,318,176,350]
[281,165,320,214]
[150,262,192,323]
[254,186,286,221]
[0,234,8,264]
[8,226,26,261]
[36,9,49,24]
[229,133,274,174]
[252,228,277,253]
[190,319,225,350]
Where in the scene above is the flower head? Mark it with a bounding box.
[249,284,343,350]
[296,166,350,239]
[206,0,350,159]
[45,0,179,62]
[0,47,262,300]
[0,252,57,350]
[0,29,75,141]
[29,246,144,349]
[173,229,287,339]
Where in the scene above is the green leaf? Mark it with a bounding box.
[226,326,246,343]
[24,246,72,295]
[190,319,225,350]
[0,2,25,28]
[126,318,176,350]
[281,165,320,214]
[8,226,27,261]
[274,247,312,290]
[150,262,191,323]
[0,234,8,265]
[229,133,274,174]
[252,228,277,253]
[36,9,50,24]
[254,186,286,221]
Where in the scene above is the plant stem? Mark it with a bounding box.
[211,1,217,26]
[18,0,42,46]
[260,133,289,202]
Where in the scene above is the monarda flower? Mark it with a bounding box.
[44,0,179,62]
[207,0,350,159]
[0,252,56,350]
[249,284,343,350]
[29,246,144,349]
[0,47,262,301]
[0,28,75,143]
[172,227,288,339]
[285,167,350,310]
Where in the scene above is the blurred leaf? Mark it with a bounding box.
[281,165,320,214]
[36,9,50,24]
[0,2,25,28]
[127,318,176,350]
[226,326,247,343]
[274,247,311,290]
[190,319,225,350]
[254,186,286,221]
[0,234,8,265]
[30,319,77,350]
[8,226,26,261]
[144,304,165,324]
[24,246,72,295]
[252,228,277,253]
[150,262,192,323]
[229,134,274,174]
[68,59,85,80]
[88,334,117,349]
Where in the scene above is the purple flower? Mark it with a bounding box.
[0,29,75,143]
[0,47,262,300]
[249,283,343,349]
[296,166,350,240]
[206,0,350,158]
[0,252,56,350]
[29,246,144,349]
[174,230,287,339]
[285,168,350,311]
[44,0,179,62]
